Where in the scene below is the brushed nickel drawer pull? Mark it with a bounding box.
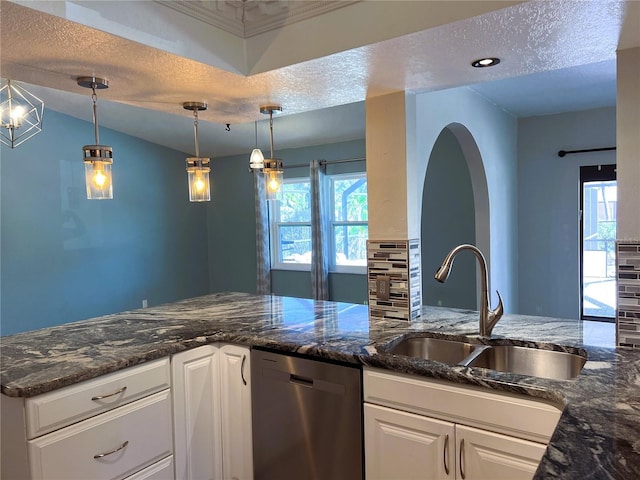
[459,438,466,479]
[91,386,127,401]
[93,440,129,459]
[241,355,248,386]
[443,433,450,475]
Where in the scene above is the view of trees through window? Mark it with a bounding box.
[276,181,311,264]
[581,165,617,320]
[271,173,368,270]
[332,175,368,267]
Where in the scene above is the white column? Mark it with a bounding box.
[366,92,421,321]
[616,47,640,347]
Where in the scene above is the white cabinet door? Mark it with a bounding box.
[172,345,222,480]
[219,344,253,480]
[456,424,547,480]
[364,403,455,480]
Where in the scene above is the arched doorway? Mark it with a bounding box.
[421,123,490,310]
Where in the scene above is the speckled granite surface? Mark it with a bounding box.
[1,292,639,479]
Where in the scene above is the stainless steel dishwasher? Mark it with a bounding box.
[251,348,363,480]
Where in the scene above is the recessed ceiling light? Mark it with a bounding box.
[471,57,501,68]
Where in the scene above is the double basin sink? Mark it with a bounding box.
[385,336,587,380]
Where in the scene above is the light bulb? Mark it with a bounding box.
[268,173,280,192]
[10,106,25,127]
[194,175,206,192]
[93,169,107,188]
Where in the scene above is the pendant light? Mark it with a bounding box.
[260,104,283,201]
[77,76,113,200]
[183,102,211,202]
[0,79,45,148]
[249,120,264,170]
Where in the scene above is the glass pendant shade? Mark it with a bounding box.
[84,145,113,199]
[249,120,264,169]
[0,79,45,148]
[186,157,211,202]
[249,148,265,169]
[263,159,283,201]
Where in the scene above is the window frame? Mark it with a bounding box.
[268,171,369,274]
[579,164,617,322]
[269,177,312,271]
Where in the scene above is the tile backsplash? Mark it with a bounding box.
[617,242,640,348]
[367,239,421,321]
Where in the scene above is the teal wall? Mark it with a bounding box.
[421,127,476,309]
[518,107,616,319]
[1,110,210,335]
[207,139,368,304]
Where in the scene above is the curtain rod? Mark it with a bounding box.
[248,156,366,173]
[284,156,366,169]
[557,147,616,157]
[284,157,366,168]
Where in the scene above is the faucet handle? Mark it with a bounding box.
[490,290,504,320]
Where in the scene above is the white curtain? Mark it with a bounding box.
[310,159,330,300]
[254,170,271,295]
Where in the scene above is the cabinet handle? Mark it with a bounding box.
[459,439,466,479]
[91,386,127,401]
[241,354,247,386]
[93,440,129,459]
[443,433,450,475]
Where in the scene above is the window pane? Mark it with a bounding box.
[582,179,616,319]
[279,225,312,264]
[279,182,311,222]
[334,224,368,266]
[333,177,368,222]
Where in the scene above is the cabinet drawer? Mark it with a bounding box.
[26,358,170,438]
[125,455,174,480]
[364,367,561,443]
[28,390,172,480]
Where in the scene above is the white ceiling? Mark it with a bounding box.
[1,0,638,157]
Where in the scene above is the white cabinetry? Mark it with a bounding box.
[172,345,222,480]
[1,358,173,480]
[363,368,561,480]
[219,344,253,480]
[171,344,252,480]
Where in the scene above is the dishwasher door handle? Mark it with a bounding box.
[290,374,314,387]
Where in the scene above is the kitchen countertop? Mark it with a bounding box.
[1,292,639,479]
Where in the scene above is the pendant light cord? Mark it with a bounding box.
[91,85,100,145]
[193,109,200,158]
[269,110,274,158]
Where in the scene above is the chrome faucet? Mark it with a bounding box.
[434,244,504,337]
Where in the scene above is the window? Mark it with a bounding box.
[580,165,616,321]
[330,173,368,273]
[269,171,368,273]
[270,179,312,270]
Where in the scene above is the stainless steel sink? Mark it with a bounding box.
[387,337,480,366]
[465,345,586,380]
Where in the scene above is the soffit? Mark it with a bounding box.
[156,0,362,38]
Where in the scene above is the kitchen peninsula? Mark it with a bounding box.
[1,292,639,479]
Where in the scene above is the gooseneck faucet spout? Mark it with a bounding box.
[434,244,504,337]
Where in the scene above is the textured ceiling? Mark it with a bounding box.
[1,0,638,157]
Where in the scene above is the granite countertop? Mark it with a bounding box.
[1,291,639,479]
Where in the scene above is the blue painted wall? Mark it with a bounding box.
[518,107,616,319]
[1,110,210,335]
